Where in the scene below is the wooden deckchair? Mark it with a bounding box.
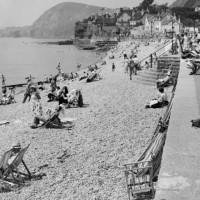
[39,113,63,129]
[0,150,13,178]
[2,145,31,183]
[124,160,155,200]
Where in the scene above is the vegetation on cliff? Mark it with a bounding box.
[171,0,200,8]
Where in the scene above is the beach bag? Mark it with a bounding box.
[191,119,200,128]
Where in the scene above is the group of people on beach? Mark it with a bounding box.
[22,72,83,129]
[180,31,200,75]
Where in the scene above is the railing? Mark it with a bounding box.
[138,40,173,69]
[124,82,177,200]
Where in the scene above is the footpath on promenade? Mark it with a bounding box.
[155,60,200,200]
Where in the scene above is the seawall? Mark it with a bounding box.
[155,60,200,200]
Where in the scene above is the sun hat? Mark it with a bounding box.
[30,85,37,89]
[11,142,21,150]
[167,71,172,75]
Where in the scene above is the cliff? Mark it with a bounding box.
[31,2,111,38]
[171,0,200,7]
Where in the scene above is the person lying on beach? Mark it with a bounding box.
[86,71,101,83]
[57,89,83,108]
[145,88,168,109]
[156,70,173,87]
[30,104,66,129]
[79,72,89,81]
[100,60,106,66]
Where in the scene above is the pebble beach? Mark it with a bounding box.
[0,40,172,200]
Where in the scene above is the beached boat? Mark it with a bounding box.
[95,40,118,47]
[78,45,96,50]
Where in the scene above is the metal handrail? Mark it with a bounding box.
[138,40,173,68]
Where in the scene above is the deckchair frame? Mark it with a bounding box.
[1,145,31,183]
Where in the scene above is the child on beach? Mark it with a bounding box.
[112,63,116,72]
[2,75,5,85]
[144,61,150,70]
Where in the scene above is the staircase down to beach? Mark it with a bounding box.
[136,54,181,86]
[136,66,158,85]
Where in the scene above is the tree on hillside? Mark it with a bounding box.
[186,12,200,30]
[138,0,154,10]
[171,7,199,27]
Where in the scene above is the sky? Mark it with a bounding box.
[0,0,175,27]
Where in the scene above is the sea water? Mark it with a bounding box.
[0,38,102,85]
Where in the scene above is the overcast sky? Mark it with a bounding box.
[0,0,175,27]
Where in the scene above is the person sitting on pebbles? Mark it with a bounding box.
[30,104,65,129]
[145,88,168,109]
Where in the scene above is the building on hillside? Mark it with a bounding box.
[161,13,183,34]
[140,10,183,34]
[195,6,200,12]
[116,7,144,29]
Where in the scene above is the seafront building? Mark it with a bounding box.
[75,6,183,38]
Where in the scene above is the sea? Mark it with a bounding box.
[0,38,103,85]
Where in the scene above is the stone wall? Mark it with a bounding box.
[157,55,181,82]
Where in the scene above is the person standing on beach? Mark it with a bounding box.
[129,59,134,80]
[112,63,116,72]
[77,63,81,71]
[123,57,129,73]
[132,55,139,75]
[56,63,61,74]
[2,75,5,85]
[49,74,53,83]
[22,79,33,103]
[123,50,127,60]
[183,32,191,52]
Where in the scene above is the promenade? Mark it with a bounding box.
[155,60,200,200]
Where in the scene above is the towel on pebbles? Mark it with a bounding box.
[0,120,9,125]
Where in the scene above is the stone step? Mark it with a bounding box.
[158,61,180,65]
[140,73,158,80]
[135,79,156,86]
[143,69,161,75]
[159,56,181,59]
[159,58,181,61]
[137,76,157,84]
